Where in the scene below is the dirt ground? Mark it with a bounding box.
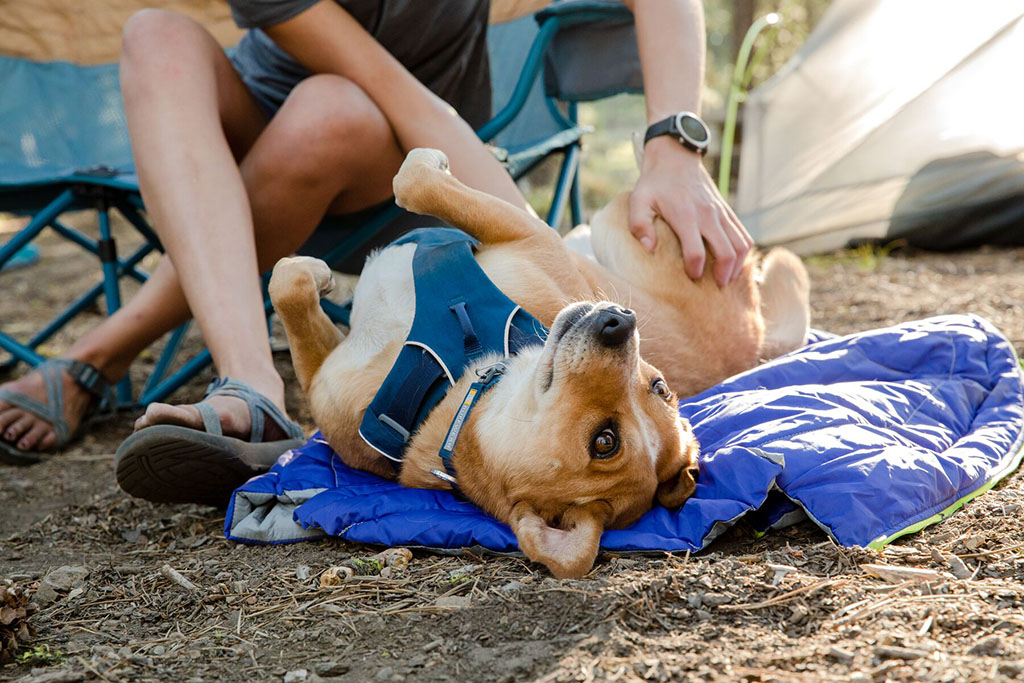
[2,221,1024,682]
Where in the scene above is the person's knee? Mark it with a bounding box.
[121,9,212,78]
[275,76,392,175]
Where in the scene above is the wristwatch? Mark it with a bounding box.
[643,111,710,156]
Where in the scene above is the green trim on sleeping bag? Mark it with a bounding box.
[867,354,1024,551]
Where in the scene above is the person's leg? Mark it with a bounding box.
[0,9,267,453]
[132,72,406,433]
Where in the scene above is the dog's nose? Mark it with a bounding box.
[593,306,636,347]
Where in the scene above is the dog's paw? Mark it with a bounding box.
[269,256,334,307]
[393,148,450,214]
[406,148,450,173]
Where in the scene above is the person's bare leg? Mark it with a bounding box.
[134,72,405,434]
[0,10,267,453]
[119,8,292,439]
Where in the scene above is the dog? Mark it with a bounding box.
[268,148,810,578]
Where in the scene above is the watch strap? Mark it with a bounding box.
[643,113,708,155]
[643,116,676,145]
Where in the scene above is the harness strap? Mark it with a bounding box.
[378,350,446,444]
[449,301,483,358]
[433,361,508,494]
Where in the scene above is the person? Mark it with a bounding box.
[0,0,751,502]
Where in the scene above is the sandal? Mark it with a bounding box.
[114,377,306,507]
[0,358,115,466]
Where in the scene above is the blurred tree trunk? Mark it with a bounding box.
[732,0,755,59]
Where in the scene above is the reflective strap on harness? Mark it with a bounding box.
[433,361,508,494]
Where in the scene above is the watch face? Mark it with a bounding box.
[679,114,709,144]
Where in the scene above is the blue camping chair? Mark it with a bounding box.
[0,0,640,408]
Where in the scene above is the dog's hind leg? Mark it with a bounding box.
[268,256,344,394]
[393,149,559,246]
[759,248,811,359]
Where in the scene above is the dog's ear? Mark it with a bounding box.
[510,501,610,579]
[655,421,700,509]
[656,464,698,509]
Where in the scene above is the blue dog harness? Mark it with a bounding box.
[358,228,547,472]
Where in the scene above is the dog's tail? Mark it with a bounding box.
[758,248,810,360]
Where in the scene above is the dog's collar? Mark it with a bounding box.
[432,360,509,493]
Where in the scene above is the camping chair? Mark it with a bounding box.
[0,0,641,408]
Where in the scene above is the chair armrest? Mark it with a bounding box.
[535,0,633,29]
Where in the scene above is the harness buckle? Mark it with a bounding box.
[474,361,508,385]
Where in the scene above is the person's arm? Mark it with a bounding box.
[623,0,752,286]
[262,1,526,210]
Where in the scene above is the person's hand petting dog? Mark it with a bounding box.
[624,0,754,288]
[629,136,752,287]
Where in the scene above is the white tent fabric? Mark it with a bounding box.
[736,0,1024,253]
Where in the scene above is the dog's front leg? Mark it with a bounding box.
[268,256,343,394]
[393,149,559,246]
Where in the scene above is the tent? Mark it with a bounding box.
[736,1,1024,254]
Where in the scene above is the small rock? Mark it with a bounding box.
[848,672,870,683]
[32,582,60,606]
[434,596,472,609]
[42,566,89,591]
[701,592,731,607]
[997,661,1024,677]
[283,669,308,683]
[117,646,133,659]
[152,645,166,656]
[296,566,311,581]
[967,635,1003,656]
[694,609,712,621]
[375,667,394,681]
[315,662,350,676]
[874,645,928,661]
[498,580,524,594]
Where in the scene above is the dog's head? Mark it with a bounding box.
[468,301,699,578]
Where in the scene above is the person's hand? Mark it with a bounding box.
[628,135,753,286]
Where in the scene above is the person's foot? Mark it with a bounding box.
[133,392,292,442]
[0,366,96,453]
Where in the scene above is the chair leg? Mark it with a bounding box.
[569,159,583,227]
[96,201,133,404]
[546,144,581,229]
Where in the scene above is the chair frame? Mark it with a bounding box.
[0,1,631,408]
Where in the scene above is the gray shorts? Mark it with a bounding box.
[227,0,492,272]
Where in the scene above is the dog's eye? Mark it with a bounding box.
[590,428,620,459]
[651,377,673,400]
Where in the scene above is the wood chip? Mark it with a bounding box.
[947,554,972,580]
[160,564,200,593]
[861,564,946,583]
[827,646,855,662]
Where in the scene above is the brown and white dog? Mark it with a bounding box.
[268,148,809,578]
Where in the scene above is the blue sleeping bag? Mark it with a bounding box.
[225,314,1024,552]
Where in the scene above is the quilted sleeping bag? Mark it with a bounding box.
[226,314,1024,553]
